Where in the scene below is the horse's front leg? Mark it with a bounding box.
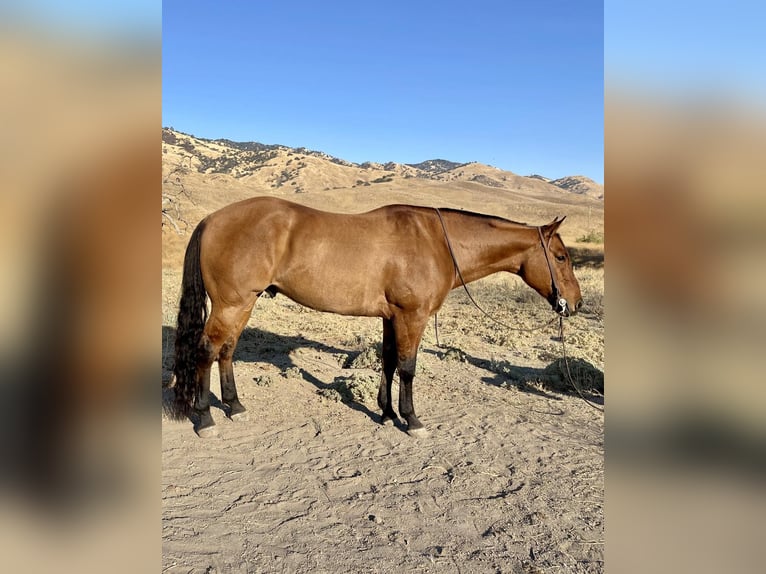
[377,318,398,424]
[392,311,429,437]
[397,355,426,436]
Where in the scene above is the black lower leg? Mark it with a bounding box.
[377,319,398,423]
[378,369,397,423]
[219,342,246,417]
[194,364,216,432]
[398,356,424,431]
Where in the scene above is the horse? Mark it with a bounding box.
[172,196,582,437]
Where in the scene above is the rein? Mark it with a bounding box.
[434,208,604,414]
[556,316,605,413]
[433,208,558,334]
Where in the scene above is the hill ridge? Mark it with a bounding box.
[161,127,603,199]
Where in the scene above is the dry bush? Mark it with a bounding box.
[542,357,604,395]
[343,344,381,369]
[322,373,379,404]
[577,229,605,243]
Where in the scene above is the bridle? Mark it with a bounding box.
[434,208,605,413]
[434,207,569,319]
[433,208,559,333]
[536,226,569,316]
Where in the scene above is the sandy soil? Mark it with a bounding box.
[162,267,604,573]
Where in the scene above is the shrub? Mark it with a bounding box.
[322,373,379,404]
[577,230,604,243]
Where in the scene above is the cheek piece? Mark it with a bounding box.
[537,226,569,316]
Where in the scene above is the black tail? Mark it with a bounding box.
[171,219,208,418]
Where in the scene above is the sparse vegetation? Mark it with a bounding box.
[162,126,604,573]
[162,129,178,145]
[274,168,297,187]
[577,229,604,243]
[343,344,381,369]
[162,158,194,234]
[321,372,379,404]
[470,174,504,188]
[159,128,604,202]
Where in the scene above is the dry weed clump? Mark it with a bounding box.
[252,374,276,387]
[320,373,379,404]
[440,346,469,363]
[492,355,604,398]
[283,366,303,379]
[577,229,604,243]
[343,344,381,369]
[541,357,604,395]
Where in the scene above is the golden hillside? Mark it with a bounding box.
[162,128,603,269]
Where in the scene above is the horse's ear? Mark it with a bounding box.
[542,216,566,238]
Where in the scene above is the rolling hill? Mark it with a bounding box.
[162,128,604,268]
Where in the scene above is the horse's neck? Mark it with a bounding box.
[447,214,533,285]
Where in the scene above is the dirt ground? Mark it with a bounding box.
[162,264,604,573]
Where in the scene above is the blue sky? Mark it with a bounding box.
[606,2,766,100]
[6,0,160,36]
[163,1,603,182]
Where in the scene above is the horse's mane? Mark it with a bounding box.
[429,206,529,227]
[372,203,531,228]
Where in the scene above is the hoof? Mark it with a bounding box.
[230,411,249,422]
[380,413,398,426]
[196,425,219,438]
[407,426,429,438]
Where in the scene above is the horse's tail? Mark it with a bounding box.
[171,219,208,418]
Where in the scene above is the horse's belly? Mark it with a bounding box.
[274,281,388,318]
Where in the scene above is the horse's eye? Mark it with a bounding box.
[555,254,566,262]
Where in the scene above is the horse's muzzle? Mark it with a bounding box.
[555,297,583,317]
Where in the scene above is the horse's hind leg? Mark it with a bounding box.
[219,339,246,420]
[195,300,255,436]
[194,335,218,437]
[377,318,398,424]
[219,299,256,421]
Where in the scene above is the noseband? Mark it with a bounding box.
[537,227,568,315]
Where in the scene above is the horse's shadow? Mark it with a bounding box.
[162,326,603,427]
[423,343,604,404]
[162,325,382,426]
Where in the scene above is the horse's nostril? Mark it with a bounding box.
[575,299,583,311]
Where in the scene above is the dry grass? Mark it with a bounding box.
[163,262,605,571]
[162,129,604,272]
[577,229,605,243]
[161,129,605,573]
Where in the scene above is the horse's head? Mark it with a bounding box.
[520,217,583,317]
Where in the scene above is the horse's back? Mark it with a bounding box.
[199,198,452,317]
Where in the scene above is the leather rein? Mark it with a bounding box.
[434,208,604,413]
[434,208,559,331]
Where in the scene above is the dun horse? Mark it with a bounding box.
[172,197,582,437]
